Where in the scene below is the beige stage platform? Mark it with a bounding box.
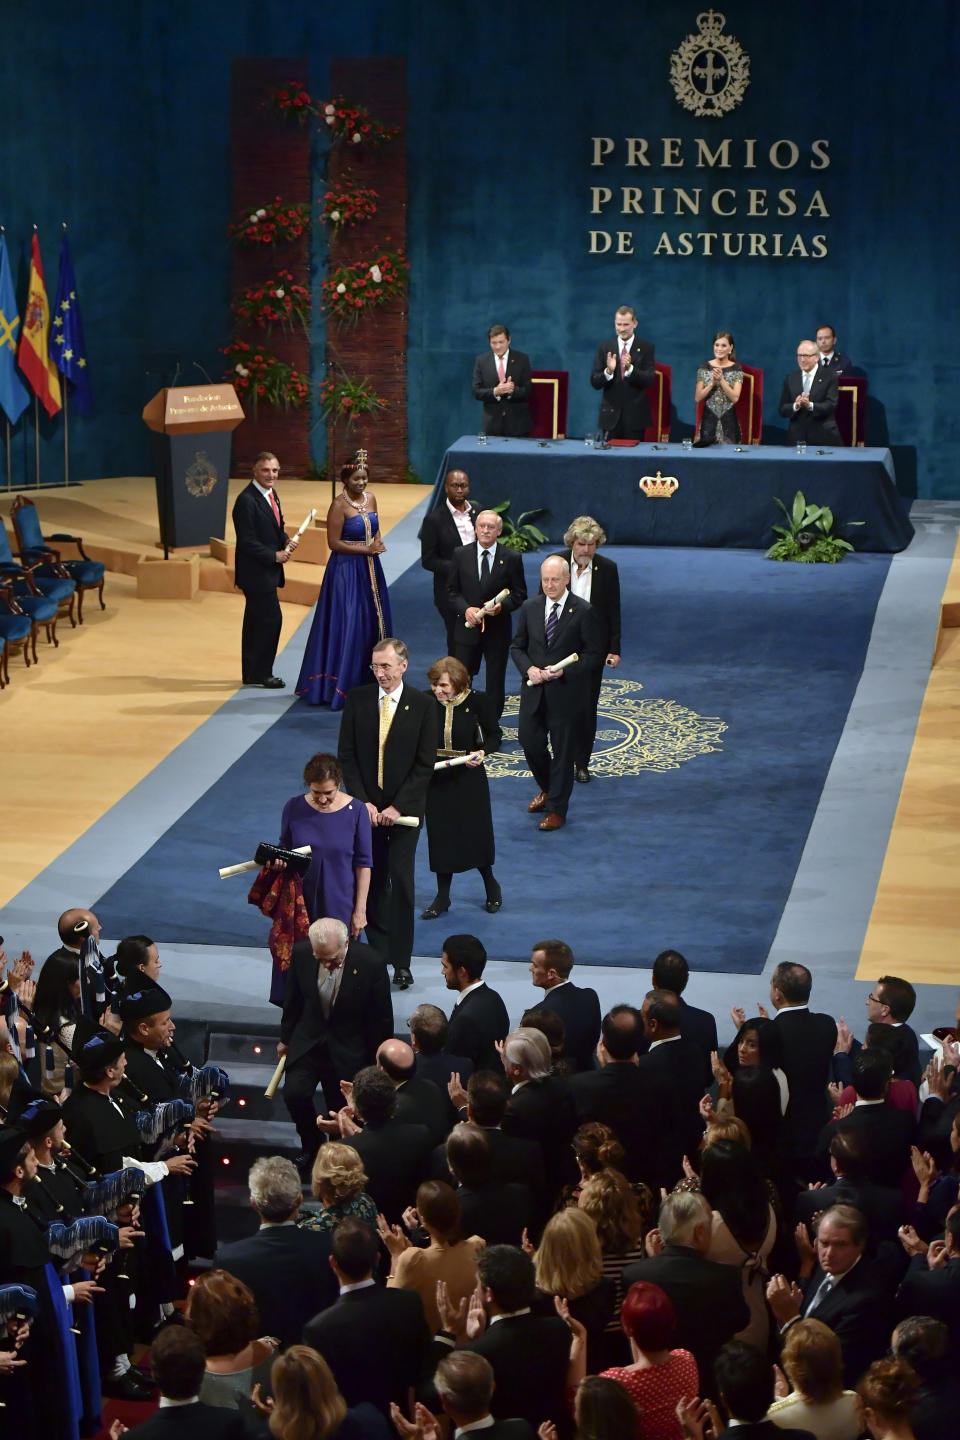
[0,475,429,908]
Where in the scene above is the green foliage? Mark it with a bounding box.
[765,490,863,564]
[491,501,550,553]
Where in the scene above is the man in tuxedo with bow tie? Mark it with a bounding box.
[231,451,299,688]
[778,341,844,446]
[510,555,602,830]
[590,305,656,440]
[448,510,527,734]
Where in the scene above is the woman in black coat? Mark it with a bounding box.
[421,655,501,919]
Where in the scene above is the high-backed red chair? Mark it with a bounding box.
[529,370,569,438]
[836,376,867,447]
[694,362,764,444]
[641,362,672,442]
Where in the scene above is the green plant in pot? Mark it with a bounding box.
[766,491,862,563]
[490,501,549,553]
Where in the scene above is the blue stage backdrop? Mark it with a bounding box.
[1,3,956,494]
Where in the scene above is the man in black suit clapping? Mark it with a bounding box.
[472,324,533,438]
[589,306,656,440]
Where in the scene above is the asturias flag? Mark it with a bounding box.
[51,234,92,416]
[0,235,29,425]
[18,233,62,417]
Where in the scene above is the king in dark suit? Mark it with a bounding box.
[554,517,622,782]
[420,469,478,651]
[448,510,527,731]
[279,917,394,1158]
[338,636,438,987]
[589,306,656,439]
[471,324,533,437]
[510,555,603,829]
[230,451,299,687]
[778,341,844,445]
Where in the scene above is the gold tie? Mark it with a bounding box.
[378,693,394,789]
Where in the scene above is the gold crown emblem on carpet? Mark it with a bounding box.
[639,470,678,499]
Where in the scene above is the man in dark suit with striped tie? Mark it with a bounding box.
[510,556,603,830]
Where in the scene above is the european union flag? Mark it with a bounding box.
[51,233,92,416]
[0,235,29,424]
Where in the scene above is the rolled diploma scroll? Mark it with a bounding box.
[465,588,510,628]
[525,651,579,686]
[388,816,420,827]
[434,752,484,771]
[264,1055,286,1099]
[218,844,311,880]
[295,508,317,538]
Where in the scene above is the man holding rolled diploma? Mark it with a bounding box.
[510,556,603,831]
[448,509,527,738]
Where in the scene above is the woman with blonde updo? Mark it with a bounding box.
[297,1142,377,1237]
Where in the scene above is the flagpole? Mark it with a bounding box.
[63,386,70,487]
[4,419,10,492]
[34,395,39,488]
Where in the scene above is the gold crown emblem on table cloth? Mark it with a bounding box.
[640,471,679,499]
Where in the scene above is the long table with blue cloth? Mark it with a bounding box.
[431,437,913,552]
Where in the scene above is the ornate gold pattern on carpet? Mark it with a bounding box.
[486,677,727,778]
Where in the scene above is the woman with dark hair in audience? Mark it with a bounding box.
[579,1166,650,1367]
[539,1375,641,1440]
[600,1281,698,1440]
[698,1140,778,1353]
[530,1207,615,1374]
[378,1179,483,1334]
[186,1268,278,1408]
[766,1318,859,1439]
[32,951,82,1096]
[113,934,163,991]
[255,1343,390,1440]
[718,1016,788,1114]
[855,1356,919,1440]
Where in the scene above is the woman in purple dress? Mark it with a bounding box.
[296,460,392,709]
[278,753,373,937]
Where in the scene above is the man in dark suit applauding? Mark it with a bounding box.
[442,933,509,1073]
[556,516,621,783]
[279,917,393,1167]
[511,555,603,830]
[339,637,438,988]
[778,340,843,446]
[590,306,656,439]
[121,1325,246,1439]
[448,510,527,733]
[529,938,601,1073]
[420,469,477,652]
[472,324,533,437]
[231,451,299,688]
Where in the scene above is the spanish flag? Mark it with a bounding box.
[18,233,62,416]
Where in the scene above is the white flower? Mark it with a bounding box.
[329,210,341,222]
[274,288,285,298]
[325,115,335,126]
[352,132,362,143]
[256,208,267,219]
[248,213,259,224]
[235,363,244,374]
[336,283,346,295]
[369,264,382,283]
[324,103,335,115]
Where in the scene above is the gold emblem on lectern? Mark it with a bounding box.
[640,470,678,499]
[185,450,218,498]
[670,11,750,118]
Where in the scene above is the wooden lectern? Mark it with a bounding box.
[142,384,244,552]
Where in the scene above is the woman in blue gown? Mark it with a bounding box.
[296,460,392,709]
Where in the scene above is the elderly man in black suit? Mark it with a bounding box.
[212,1156,336,1348]
[448,509,527,734]
[338,636,438,989]
[231,451,299,688]
[555,516,621,783]
[778,340,843,446]
[528,938,601,1073]
[589,305,656,440]
[420,469,477,651]
[621,1192,749,1400]
[767,1204,898,1389]
[442,934,509,1073]
[471,324,533,438]
[279,917,393,1169]
[511,554,603,830]
[376,1037,449,1145]
[304,1216,431,1413]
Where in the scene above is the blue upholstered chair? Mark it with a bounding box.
[5,574,59,657]
[0,587,35,674]
[0,522,76,628]
[0,635,5,689]
[11,495,105,623]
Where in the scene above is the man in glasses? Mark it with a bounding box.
[338,638,438,990]
[778,341,843,446]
